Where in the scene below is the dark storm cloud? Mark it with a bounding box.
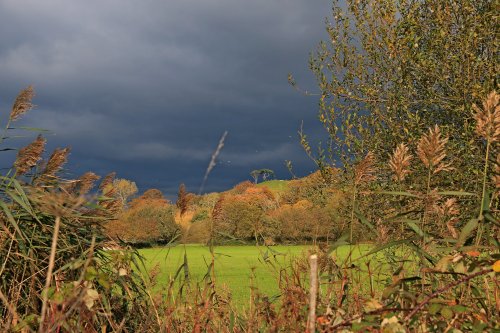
[0,0,332,198]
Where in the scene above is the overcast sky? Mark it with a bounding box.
[0,0,332,198]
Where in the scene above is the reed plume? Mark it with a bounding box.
[10,86,35,121]
[417,125,450,174]
[99,172,116,194]
[388,143,412,182]
[354,151,376,185]
[473,90,500,142]
[14,135,46,176]
[349,151,376,244]
[77,172,100,195]
[36,147,70,184]
[29,188,85,217]
[416,125,449,246]
[473,90,499,244]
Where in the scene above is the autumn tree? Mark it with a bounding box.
[112,178,138,208]
[250,169,275,183]
[213,184,278,242]
[106,188,179,244]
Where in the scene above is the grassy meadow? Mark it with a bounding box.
[139,244,375,307]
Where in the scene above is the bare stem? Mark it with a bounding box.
[39,216,61,332]
[421,167,432,247]
[476,139,491,245]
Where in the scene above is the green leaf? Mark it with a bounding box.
[407,242,436,264]
[376,190,419,197]
[484,212,499,226]
[437,191,476,197]
[441,306,453,319]
[382,285,398,299]
[357,237,416,260]
[0,200,26,244]
[451,305,467,313]
[406,220,425,238]
[481,190,492,213]
[355,208,377,233]
[328,232,350,254]
[455,218,479,248]
[6,190,34,217]
[428,303,441,315]
[10,126,51,132]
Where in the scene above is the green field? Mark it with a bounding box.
[139,244,373,308]
[256,179,289,193]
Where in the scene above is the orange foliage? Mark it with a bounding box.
[106,188,179,244]
[212,183,278,240]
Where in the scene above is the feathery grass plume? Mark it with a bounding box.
[29,188,85,217]
[37,147,70,183]
[99,172,116,190]
[354,151,376,185]
[10,85,35,121]
[388,143,412,182]
[473,90,500,142]
[416,125,450,173]
[77,172,100,195]
[100,198,122,215]
[99,172,116,193]
[14,135,46,176]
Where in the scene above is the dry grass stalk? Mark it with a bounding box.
[473,90,500,143]
[14,135,46,176]
[388,143,412,182]
[29,188,85,217]
[417,125,450,173]
[354,151,376,185]
[10,86,35,121]
[77,172,100,195]
[37,147,70,183]
[100,198,122,215]
[38,216,61,332]
[99,172,116,191]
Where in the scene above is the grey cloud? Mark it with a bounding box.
[0,0,332,197]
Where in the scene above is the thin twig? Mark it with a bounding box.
[404,267,492,322]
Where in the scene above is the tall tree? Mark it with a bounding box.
[260,169,275,181]
[250,170,260,183]
[112,178,138,208]
[296,0,497,189]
